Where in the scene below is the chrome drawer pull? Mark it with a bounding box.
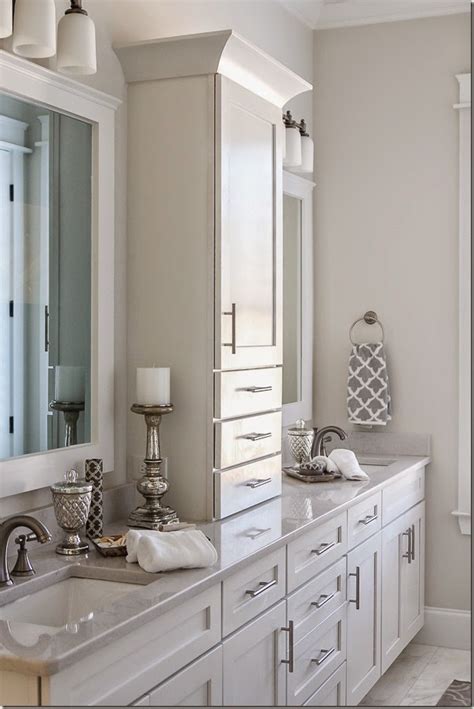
[359,513,378,526]
[281,620,294,673]
[411,524,415,562]
[245,579,277,598]
[312,647,335,666]
[243,432,272,441]
[311,591,336,609]
[223,303,237,354]
[311,541,337,556]
[244,385,273,393]
[349,566,361,609]
[402,528,412,564]
[246,478,272,489]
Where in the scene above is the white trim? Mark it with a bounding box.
[115,30,312,108]
[452,73,471,535]
[282,172,315,426]
[0,52,119,498]
[415,607,471,651]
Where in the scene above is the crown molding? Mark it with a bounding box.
[115,30,312,107]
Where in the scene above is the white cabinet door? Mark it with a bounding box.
[223,601,286,705]
[346,532,381,706]
[401,502,425,642]
[148,646,223,706]
[381,502,425,673]
[215,75,283,370]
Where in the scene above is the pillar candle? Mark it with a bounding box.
[55,366,85,402]
[136,367,170,406]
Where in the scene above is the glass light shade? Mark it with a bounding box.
[300,134,314,173]
[57,12,97,75]
[12,0,56,58]
[0,0,12,38]
[283,126,302,168]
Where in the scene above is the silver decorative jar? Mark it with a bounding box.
[51,469,92,555]
[287,419,314,466]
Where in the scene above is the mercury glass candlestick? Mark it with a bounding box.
[128,403,179,530]
[49,400,85,447]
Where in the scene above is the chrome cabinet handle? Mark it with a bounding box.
[244,386,273,393]
[243,432,272,441]
[311,541,337,556]
[312,647,335,666]
[223,303,236,354]
[246,477,272,489]
[402,528,412,564]
[358,513,378,526]
[411,524,415,562]
[281,620,294,673]
[44,305,49,352]
[311,591,336,609]
[349,566,361,610]
[245,579,277,598]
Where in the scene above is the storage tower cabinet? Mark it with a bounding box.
[116,31,311,521]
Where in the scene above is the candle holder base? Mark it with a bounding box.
[49,400,85,447]
[128,404,179,531]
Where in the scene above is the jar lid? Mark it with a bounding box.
[288,419,313,436]
[51,469,92,495]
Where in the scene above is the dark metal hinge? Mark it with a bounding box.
[9,300,13,317]
[9,416,14,434]
[9,184,14,202]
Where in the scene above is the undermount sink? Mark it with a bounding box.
[0,577,143,629]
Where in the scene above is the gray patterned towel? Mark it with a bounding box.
[347,342,392,425]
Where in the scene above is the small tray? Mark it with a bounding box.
[284,467,339,484]
[92,535,128,557]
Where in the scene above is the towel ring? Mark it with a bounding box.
[349,310,385,345]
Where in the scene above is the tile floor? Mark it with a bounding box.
[361,643,471,706]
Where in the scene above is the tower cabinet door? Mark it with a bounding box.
[401,502,425,642]
[346,532,381,706]
[381,512,409,673]
[223,601,286,706]
[215,74,283,370]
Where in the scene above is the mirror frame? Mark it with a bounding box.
[0,51,120,497]
[282,170,315,426]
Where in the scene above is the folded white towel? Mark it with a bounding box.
[125,529,161,564]
[311,455,339,474]
[133,529,218,573]
[329,449,369,481]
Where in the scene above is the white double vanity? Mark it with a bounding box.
[0,30,430,708]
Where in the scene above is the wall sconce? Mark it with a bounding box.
[282,110,314,174]
[5,0,97,75]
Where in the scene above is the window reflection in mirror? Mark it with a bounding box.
[0,93,91,459]
[282,193,303,406]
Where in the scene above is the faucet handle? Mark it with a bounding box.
[11,535,36,578]
[14,532,38,544]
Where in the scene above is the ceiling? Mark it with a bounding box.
[279,0,470,29]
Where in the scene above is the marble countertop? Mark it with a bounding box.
[0,454,429,675]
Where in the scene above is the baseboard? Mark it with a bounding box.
[415,607,471,650]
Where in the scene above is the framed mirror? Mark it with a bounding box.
[0,51,119,498]
[282,171,315,426]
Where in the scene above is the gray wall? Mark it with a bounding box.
[313,13,470,610]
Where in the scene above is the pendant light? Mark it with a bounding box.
[299,119,314,173]
[283,110,302,169]
[0,0,12,39]
[57,0,97,76]
[12,0,56,58]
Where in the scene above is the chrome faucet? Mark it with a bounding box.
[311,426,348,458]
[0,516,51,587]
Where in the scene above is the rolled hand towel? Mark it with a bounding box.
[126,529,162,563]
[136,529,218,573]
[311,455,339,474]
[329,449,369,481]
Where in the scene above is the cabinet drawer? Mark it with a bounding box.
[288,605,347,706]
[147,646,223,706]
[348,491,381,550]
[288,558,346,645]
[46,585,221,706]
[303,662,346,706]
[383,467,425,525]
[287,512,347,593]
[223,546,286,636]
[215,368,282,419]
[214,455,282,519]
[215,411,281,469]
